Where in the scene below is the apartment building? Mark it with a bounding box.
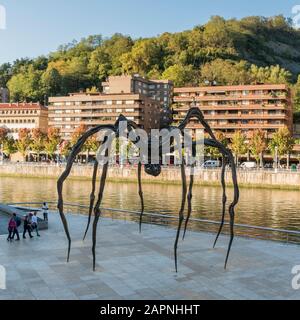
[0,88,9,103]
[102,75,173,109]
[48,75,173,140]
[48,93,161,140]
[173,84,293,139]
[0,102,48,139]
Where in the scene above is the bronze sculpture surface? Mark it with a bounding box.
[57,106,239,272]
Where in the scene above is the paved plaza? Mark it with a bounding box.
[0,212,300,300]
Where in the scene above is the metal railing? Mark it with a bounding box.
[7,201,300,244]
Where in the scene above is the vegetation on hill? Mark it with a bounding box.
[1,15,300,114]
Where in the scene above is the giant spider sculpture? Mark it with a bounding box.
[57,106,239,272]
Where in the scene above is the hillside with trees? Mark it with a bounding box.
[2,15,300,114]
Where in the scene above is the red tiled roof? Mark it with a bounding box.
[0,103,48,111]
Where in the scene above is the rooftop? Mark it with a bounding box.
[0,212,299,300]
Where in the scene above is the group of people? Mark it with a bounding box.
[6,202,49,242]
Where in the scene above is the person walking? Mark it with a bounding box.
[12,213,20,241]
[42,202,49,221]
[31,212,40,237]
[23,215,33,239]
[7,217,17,242]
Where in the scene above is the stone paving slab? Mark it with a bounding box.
[0,212,300,300]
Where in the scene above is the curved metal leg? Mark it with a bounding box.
[57,124,115,263]
[191,138,238,268]
[83,159,99,240]
[138,162,145,233]
[213,156,227,248]
[174,161,187,272]
[182,164,194,240]
[92,150,110,271]
[224,151,238,269]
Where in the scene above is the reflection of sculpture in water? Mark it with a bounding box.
[57,107,239,272]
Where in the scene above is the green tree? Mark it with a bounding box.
[120,39,163,76]
[0,63,12,87]
[59,140,71,159]
[45,127,61,160]
[71,125,88,162]
[230,131,247,165]
[15,129,32,159]
[268,127,294,167]
[293,75,300,113]
[205,132,228,159]
[161,64,197,86]
[7,65,44,102]
[0,127,9,145]
[203,16,233,48]
[2,137,17,159]
[249,129,266,167]
[249,65,292,84]
[42,67,62,97]
[200,59,250,85]
[30,128,46,161]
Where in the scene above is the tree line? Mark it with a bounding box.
[0,125,99,161]
[1,15,300,115]
[206,127,295,167]
[0,125,296,167]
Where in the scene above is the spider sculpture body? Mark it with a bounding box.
[57,107,239,272]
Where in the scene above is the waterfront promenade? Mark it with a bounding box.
[0,212,300,300]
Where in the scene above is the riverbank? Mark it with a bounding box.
[0,212,299,300]
[0,163,300,190]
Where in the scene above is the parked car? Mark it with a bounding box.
[201,160,221,168]
[240,161,257,169]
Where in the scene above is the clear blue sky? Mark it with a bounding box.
[0,0,298,64]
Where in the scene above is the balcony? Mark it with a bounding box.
[174,93,287,102]
[173,103,288,112]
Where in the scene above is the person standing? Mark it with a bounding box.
[42,202,49,221]
[7,217,16,242]
[23,215,33,239]
[12,213,20,241]
[31,212,40,237]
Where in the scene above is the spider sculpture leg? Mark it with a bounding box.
[178,107,239,269]
[83,159,99,241]
[182,164,194,240]
[213,155,228,248]
[57,124,115,262]
[92,147,110,271]
[138,162,145,233]
[204,138,239,269]
[174,161,187,273]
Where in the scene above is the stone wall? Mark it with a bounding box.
[0,163,300,189]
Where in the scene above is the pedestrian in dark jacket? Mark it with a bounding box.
[7,218,16,242]
[23,215,33,239]
[12,213,20,241]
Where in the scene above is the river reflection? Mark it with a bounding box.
[0,176,299,232]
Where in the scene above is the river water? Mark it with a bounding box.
[0,175,299,235]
